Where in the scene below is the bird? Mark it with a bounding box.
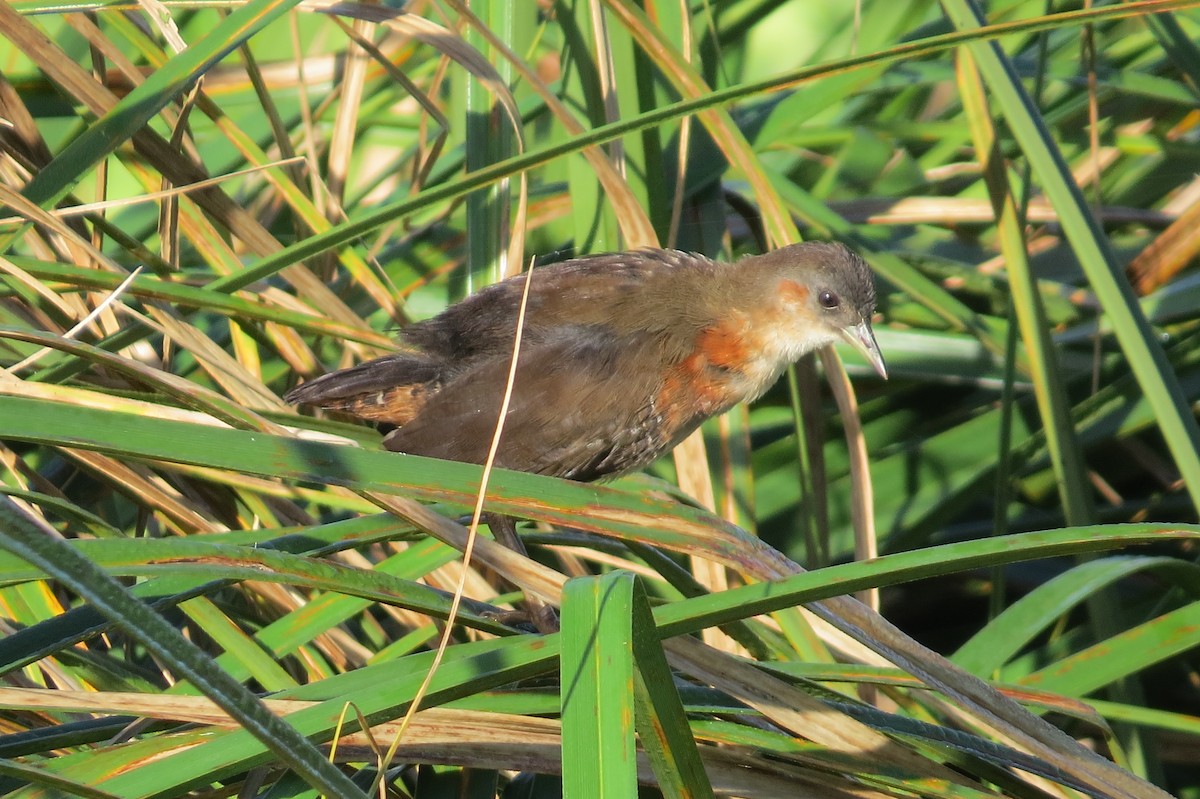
[285,241,886,482]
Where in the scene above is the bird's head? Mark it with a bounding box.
[746,241,887,379]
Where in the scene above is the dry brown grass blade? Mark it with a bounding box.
[65,448,224,534]
[146,0,200,271]
[136,306,289,410]
[305,2,520,139]
[600,0,795,245]
[5,267,141,374]
[1128,192,1200,294]
[0,70,52,168]
[819,348,878,613]
[0,686,562,738]
[664,0,693,250]
[587,0,622,166]
[0,2,368,330]
[0,688,884,798]
[0,158,309,226]
[323,11,452,308]
[831,195,1172,227]
[325,18,371,214]
[312,0,531,281]
[804,590,1164,799]
[664,634,974,785]
[0,182,99,278]
[367,493,566,604]
[0,185,148,364]
[0,254,84,325]
[0,327,283,432]
[2,139,302,410]
[0,441,68,505]
[235,44,309,212]
[0,183,117,274]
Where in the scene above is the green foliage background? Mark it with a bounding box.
[0,0,1199,796]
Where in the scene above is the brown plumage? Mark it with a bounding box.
[285,242,885,481]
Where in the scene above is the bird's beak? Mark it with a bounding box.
[840,320,888,380]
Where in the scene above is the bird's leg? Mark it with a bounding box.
[483,512,559,634]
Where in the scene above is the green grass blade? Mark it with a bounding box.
[0,496,370,799]
[956,49,1094,524]
[18,0,304,210]
[629,578,715,799]
[953,556,1200,676]
[1020,601,1200,697]
[939,0,1200,512]
[561,571,638,798]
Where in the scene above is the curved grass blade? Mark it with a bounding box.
[953,556,1200,676]
[0,495,370,799]
[16,0,305,211]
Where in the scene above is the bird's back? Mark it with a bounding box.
[287,250,725,477]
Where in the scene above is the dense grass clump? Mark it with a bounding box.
[1,2,1199,796]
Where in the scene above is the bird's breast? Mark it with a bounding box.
[652,316,788,437]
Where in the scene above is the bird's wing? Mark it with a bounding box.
[284,353,444,425]
[404,250,714,361]
[285,353,440,404]
[382,329,675,481]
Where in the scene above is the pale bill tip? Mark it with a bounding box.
[840,321,888,380]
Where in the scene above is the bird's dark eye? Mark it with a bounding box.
[818,290,840,309]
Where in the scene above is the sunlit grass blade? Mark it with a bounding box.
[953,556,1200,677]
[629,577,716,799]
[956,49,1093,525]
[561,572,638,798]
[0,495,370,799]
[16,0,305,211]
[939,0,1200,512]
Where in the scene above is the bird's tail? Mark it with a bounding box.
[284,354,442,426]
